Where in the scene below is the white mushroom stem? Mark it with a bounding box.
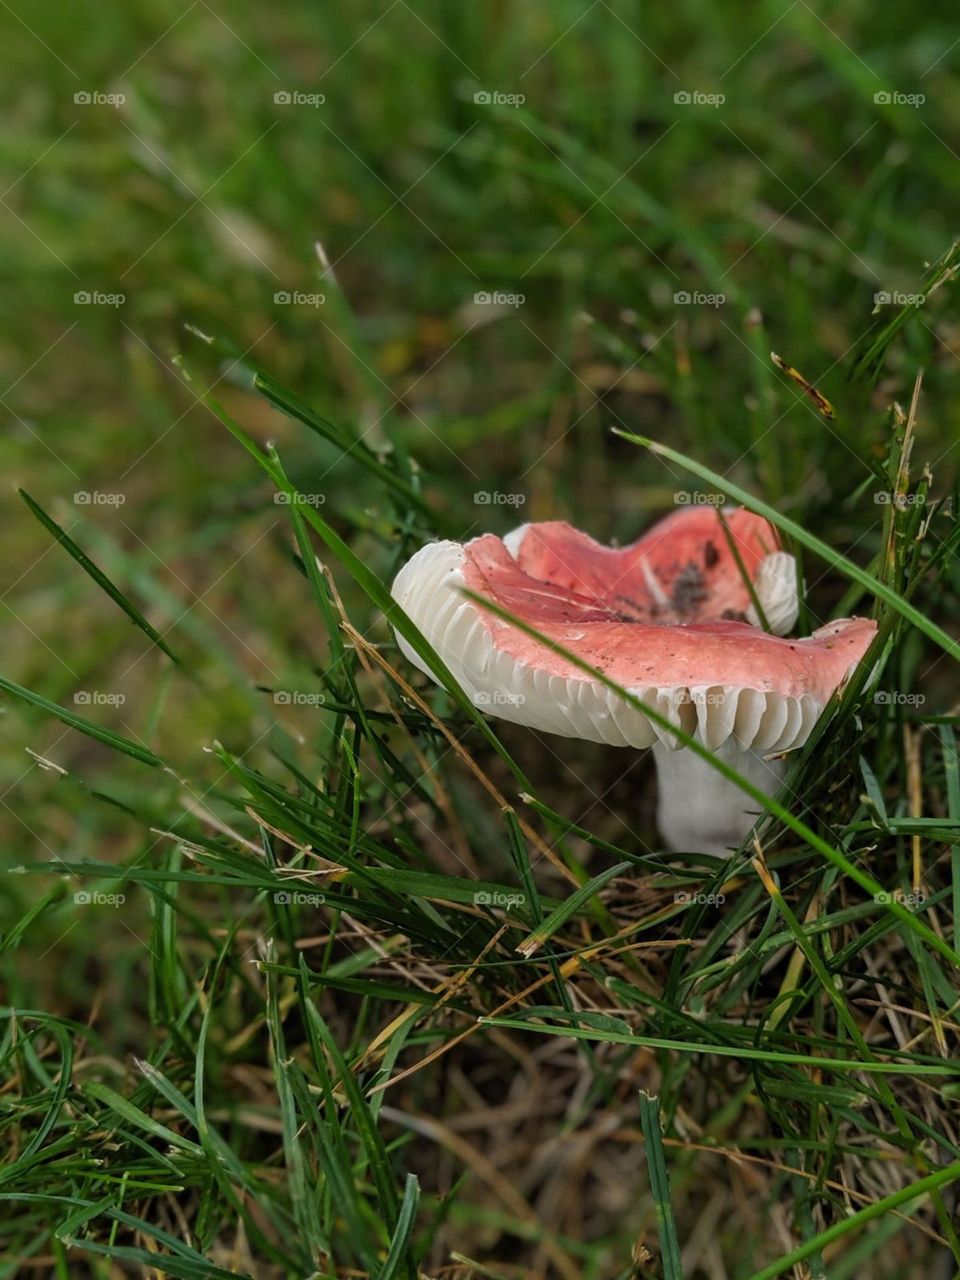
[651,739,786,857]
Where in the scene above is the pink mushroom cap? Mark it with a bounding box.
[391,508,877,755]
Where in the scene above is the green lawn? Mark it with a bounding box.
[2,2,960,1277]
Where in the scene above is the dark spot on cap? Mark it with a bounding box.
[670,561,708,617]
[704,540,719,569]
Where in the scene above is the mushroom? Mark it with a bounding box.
[391,509,877,856]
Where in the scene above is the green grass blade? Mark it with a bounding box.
[515,860,629,956]
[749,1159,960,1280]
[941,724,960,957]
[638,1091,683,1280]
[82,1082,204,1157]
[479,1018,960,1075]
[0,674,163,767]
[377,1174,420,1280]
[18,489,180,663]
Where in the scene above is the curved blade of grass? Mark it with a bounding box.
[515,861,629,956]
[82,1082,203,1157]
[0,889,63,954]
[19,489,180,663]
[612,430,960,662]
[377,1174,420,1280]
[0,674,162,767]
[460,587,960,969]
[478,1017,960,1075]
[749,1158,960,1280]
